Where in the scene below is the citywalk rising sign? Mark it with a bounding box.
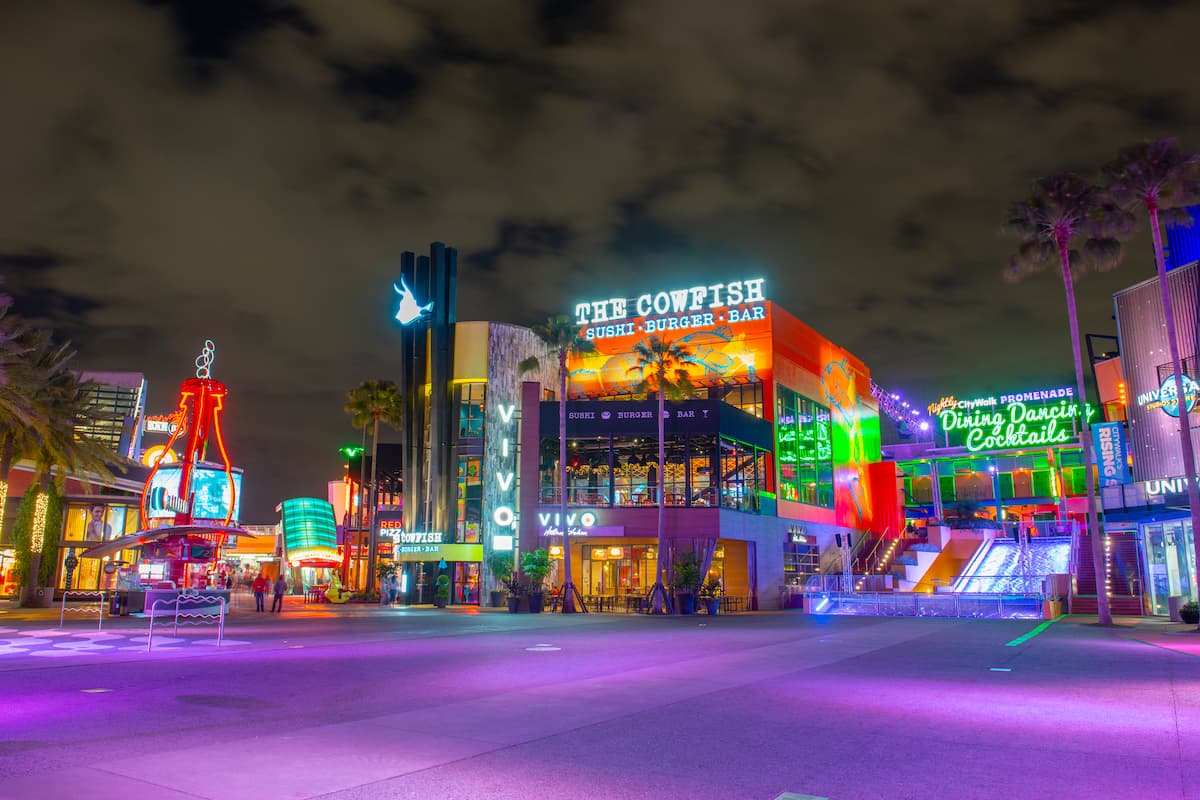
[1092,421,1130,487]
[934,386,1095,453]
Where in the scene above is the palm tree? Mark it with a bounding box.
[1003,173,1129,626]
[519,315,596,612]
[0,330,73,541]
[21,364,118,598]
[628,335,697,613]
[0,277,35,427]
[344,380,403,593]
[1104,138,1200,624]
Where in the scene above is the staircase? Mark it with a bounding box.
[1072,530,1144,616]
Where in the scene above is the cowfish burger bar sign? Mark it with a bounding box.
[930,386,1095,453]
[574,278,767,340]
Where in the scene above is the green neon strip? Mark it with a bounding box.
[1005,615,1064,647]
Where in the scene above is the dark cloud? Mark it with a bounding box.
[1,0,1198,516]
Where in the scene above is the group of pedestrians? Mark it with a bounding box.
[251,572,288,613]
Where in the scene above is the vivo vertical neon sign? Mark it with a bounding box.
[491,402,517,551]
[392,277,434,325]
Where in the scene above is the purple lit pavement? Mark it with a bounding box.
[1,599,1199,800]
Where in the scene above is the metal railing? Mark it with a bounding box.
[804,591,1044,620]
[59,590,106,630]
[147,594,226,651]
[803,574,891,593]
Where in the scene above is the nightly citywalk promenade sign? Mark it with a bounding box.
[929,386,1094,453]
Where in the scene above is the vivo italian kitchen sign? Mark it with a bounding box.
[932,386,1094,453]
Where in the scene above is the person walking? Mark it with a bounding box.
[252,572,267,612]
[271,574,287,613]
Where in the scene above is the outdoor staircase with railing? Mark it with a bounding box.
[1072,530,1144,616]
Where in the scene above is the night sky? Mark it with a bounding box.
[2,1,1198,520]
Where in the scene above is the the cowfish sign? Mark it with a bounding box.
[574,278,767,340]
[935,386,1094,453]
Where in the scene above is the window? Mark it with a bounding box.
[456,456,482,542]
[565,436,610,506]
[458,383,486,439]
[713,382,764,418]
[612,436,652,506]
[688,434,717,506]
[783,537,819,588]
[720,437,763,513]
[775,386,833,508]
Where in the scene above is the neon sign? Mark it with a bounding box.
[574,278,766,326]
[491,402,517,551]
[392,276,433,325]
[539,511,596,537]
[1147,477,1191,497]
[1137,374,1199,417]
[935,386,1093,452]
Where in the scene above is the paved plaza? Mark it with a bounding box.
[1,599,1199,799]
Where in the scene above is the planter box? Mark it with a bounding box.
[527,593,544,614]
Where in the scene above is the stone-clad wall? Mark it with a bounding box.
[482,323,556,589]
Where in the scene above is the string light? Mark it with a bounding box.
[0,480,7,538]
[31,492,48,551]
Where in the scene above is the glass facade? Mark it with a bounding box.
[458,382,486,439]
[1143,520,1196,614]
[775,386,833,508]
[57,502,141,590]
[456,455,482,543]
[76,382,142,456]
[899,450,1086,507]
[540,433,767,513]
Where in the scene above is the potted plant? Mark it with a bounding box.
[1181,601,1199,625]
[671,551,703,615]
[433,574,450,608]
[489,552,514,608]
[503,574,528,613]
[522,548,552,614]
[699,577,722,615]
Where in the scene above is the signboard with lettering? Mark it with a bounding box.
[567,282,773,397]
[932,386,1094,453]
[1092,421,1131,487]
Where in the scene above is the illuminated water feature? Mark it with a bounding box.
[953,537,1071,594]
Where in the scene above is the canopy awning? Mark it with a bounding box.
[79,525,257,560]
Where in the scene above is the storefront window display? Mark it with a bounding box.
[582,544,657,596]
[457,455,482,543]
[775,386,834,508]
[58,502,141,590]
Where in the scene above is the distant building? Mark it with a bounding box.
[77,371,146,461]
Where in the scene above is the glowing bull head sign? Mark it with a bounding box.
[393,277,434,326]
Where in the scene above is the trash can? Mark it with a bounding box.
[1168,595,1185,622]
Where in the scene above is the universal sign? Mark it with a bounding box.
[575,278,766,324]
[1136,374,1200,418]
